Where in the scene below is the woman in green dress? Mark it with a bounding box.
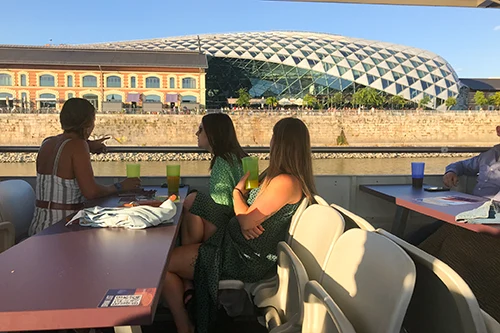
[162,118,317,333]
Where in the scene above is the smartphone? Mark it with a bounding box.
[424,187,450,192]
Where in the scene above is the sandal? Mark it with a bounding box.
[184,289,196,323]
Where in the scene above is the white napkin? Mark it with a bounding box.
[66,199,177,229]
[455,200,500,224]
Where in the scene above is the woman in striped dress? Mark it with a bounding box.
[29,98,140,235]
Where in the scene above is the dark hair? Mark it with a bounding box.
[265,117,316,202]
[60,98,96,139]
[202,113,248,168]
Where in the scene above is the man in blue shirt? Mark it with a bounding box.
[443,126,500,197]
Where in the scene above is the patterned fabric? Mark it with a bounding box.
[194,187,301,333]
[29,139,85,235]
[419,223,500,322]
[189,155,244,223]
[446,144,500,197]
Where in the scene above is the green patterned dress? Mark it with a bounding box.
[194,187,301,333]
[190,155,244,223]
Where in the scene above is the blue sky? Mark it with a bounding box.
[2,0,499,78]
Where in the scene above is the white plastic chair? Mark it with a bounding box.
[0,221,15,253]
[0,179,35,241]
[218,197,310,317]
[330,202,375,232]
[320,229,416,333]
[313,195,329,206]
[482,310,500,333]
[377,229,487,333]
[255,204,345,332]
[302,281,356,333]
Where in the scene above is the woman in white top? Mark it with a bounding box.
[29,98,140,235]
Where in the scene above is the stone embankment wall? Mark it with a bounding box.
[1,112,500,147]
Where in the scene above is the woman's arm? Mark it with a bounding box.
[71,140,139,200]
[233,173,301,231]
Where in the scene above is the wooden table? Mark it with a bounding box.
[359,184,500,237]
[0,186,188,333]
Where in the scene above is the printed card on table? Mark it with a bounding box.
[414,195,483,206]
[98,288,156,308]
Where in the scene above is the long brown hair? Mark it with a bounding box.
[264,117,316,201]
[60,98,95,139]
[202,113,248,169]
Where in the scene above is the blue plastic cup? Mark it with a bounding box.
[411,162,425,188]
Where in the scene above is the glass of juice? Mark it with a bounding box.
[166,164,181,195]
[126,163,140,178]
[242,156,259,190]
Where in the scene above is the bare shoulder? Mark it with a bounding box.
[268,174,301,191]
[66,138,89,153]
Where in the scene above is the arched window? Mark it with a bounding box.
[67,75,73,87]
[83,94,99,109]
[131,76,136,88]
[39,74,55,87]
[106,94,122,102]
[144,94,161,103]
[0,74,12,86]
[106,76,121,88]
[20,74,27,86]
[82,75,98,87]
[145,77,160,88]
[0,92,13,107]
[39,93,56,108]
[181,95,197,102]
[169,77,175,89]
[182,78,196,89]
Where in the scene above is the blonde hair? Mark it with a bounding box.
[264,117,316,202]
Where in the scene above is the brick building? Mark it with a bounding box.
[0,46,208,111]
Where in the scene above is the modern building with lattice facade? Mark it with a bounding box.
[84,31,463,110]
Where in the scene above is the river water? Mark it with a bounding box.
[0,157,465,177]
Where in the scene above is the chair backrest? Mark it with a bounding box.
[286,197,310,244]
[482,310,500,333]
[330,202,375,232]
[0,180,35,240]
[0,221,15,253]
[377,229,487,333]
[320,228,416,333]
[303,280,356,333]
[290,204,345,281]
[314,195,329,206]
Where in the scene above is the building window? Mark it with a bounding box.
[145,77,160,88]
[106,76,121,88]
[21,92,28,108]
[106,94,122,102]
[20,74,27,86]
[39,74,55,87]
[131,76,136,88]
[144,94,161,103]
[170,77,175,88]
[0,92,13,107]
[68,93,74,99]
[181,95,197,102]
[67,75,73,87]
[39,93,57,108]
[182,78,196,89]
[0,74,13,86]
[82,75,97,87]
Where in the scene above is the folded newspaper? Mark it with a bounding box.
[455,200,500,224]
[66,199,177,229]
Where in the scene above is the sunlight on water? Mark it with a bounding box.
[0,156,467,177]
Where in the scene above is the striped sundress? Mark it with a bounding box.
[29,139,85,236]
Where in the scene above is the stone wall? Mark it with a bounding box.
[1,112,500,147]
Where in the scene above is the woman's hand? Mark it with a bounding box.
[121,177,141,191]
[87,137,110,154]
[241,225,265,240]
[235,171,251,196]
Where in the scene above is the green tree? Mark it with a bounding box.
[352,88,384,108]
[445,97,457,110]
[351,88,365,107]
[303,94,318,108]
[389,95,406,109]
[265,96,278,109]
[418,96,432,109]
[236,88,250,107]
[489,92,500,110]
[473,91,489,109]
[328,92,344,108]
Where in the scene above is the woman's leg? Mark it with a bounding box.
[181,192,206,245]
[162,244,201,333]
